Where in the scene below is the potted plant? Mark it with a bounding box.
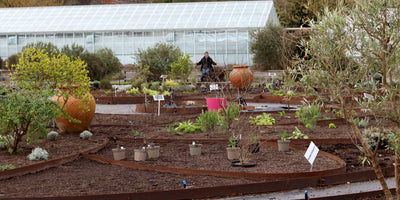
[134,146,147,161]
[189,141,202,156]
[146,143,160,159]
[277,131,290,152]
[226,136,240,160]
[112,146,126,161]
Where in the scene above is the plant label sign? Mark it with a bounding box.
[210,84,219,91]
[153,95,165,101]
[304,141,319,171]
[268,72,276,77]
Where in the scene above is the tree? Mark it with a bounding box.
[273,0,355,27]
[0,87,59,153]
[23,42,59,55]
[62,44,121,81]
[135,42,182,81]
[250,24,284,70]
[11,47,90,100]
[170,54,193,82]
[291,1,400,199]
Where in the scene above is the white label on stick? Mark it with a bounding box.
[153,95,165,101]
[268,72,276,76]
[304,141,319,165]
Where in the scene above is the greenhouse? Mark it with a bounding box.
[0,1,280,65]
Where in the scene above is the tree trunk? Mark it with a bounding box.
[350,122,393,200]
[396,151,400,200]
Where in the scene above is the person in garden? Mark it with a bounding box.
[194,51,220,82]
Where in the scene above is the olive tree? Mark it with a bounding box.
[0,48,91,153]
[290,1,400,199]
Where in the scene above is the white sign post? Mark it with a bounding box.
[160,75,168,84]
[153,95,165,116]
[304,141,319,172]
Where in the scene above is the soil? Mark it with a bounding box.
[96,141,343,174]
[319,143,394,172]
[0,109,396,199]
[0,132,107,168]
[0,157,259,198]
[90,112,395,140]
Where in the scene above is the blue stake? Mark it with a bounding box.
[129,121,133,125]
[113,137,117,143]
[183,180,187,189]
[305,190,309,200]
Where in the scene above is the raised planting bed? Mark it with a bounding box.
[94,140,345,178]
[0,132,107,169]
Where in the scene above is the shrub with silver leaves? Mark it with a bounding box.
[363,128,394,150]
[47,131,59,141]
[0,136,14,150]
[28,147,49,161]
[80,130,93,140]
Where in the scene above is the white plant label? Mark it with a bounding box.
[268,72,276,77]
[210,84,219,91]
[153,95,165,101]
[304,141,319,166]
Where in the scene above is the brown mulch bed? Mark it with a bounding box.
[0,132,107,169]
[0,157,259,198]
[95,141,343,174]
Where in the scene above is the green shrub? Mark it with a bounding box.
[23,42,58,55]
[299,103,321,129]
[0,88,59,153]
[96,48,121,75]
[197,110,220,134]
[151,82,160,90]
[28,147,49,161]
[6,54,19,68]
[135,42,182,81]
[289,127,308,139]
[61,43,84,59]
[170,54,193,82]
[100,79,112,89]
[141,82,149,89]
[47,131,59,141]
[172,84,195,92]
[329,123,336,128]
[80,130,93,140]
[171,120,202,135]
[249,113,275,125]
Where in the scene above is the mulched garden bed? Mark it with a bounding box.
[0,157,259,198]
[0,132,107,169]
[95,141,343,174]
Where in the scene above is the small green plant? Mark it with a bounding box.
[249,113,276,125]
[273,90,284,96]
[80,130,93,140]
[132,130,140,136]
[190,75,197,86]
[228,136,239,148]
[277,131,288,141]
[289,127,308,139]
[278,110,286,117]
[299,103,321,129]
[47,131,59,141]
[197,110,221,134]
[142,87,159,96]
[28,147,49,161]
[126,87,140,95]
[173,120,202,135]
[329,123,336,128]
[323,116,333,120]
[0,164,15,170]
[325,110,330,113]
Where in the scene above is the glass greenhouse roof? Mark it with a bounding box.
[0,1,278,34]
